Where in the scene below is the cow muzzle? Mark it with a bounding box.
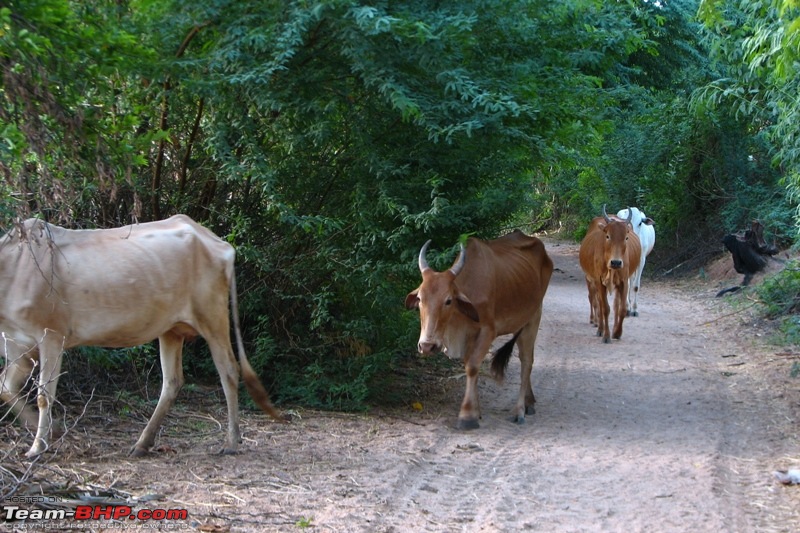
[418,341,442,355]
[609,259,623,269]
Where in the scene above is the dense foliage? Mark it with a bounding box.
[695,0,800,348]
[2,0,798,408]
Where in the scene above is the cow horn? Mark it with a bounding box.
[449,243,466,277]
[603,204,611,223]
[625,206,633,225]
[418,240,432,272]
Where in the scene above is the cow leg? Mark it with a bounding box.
[458,329,495,430]
[598,284,611,343]
[206,338,242,455]
[628,262,644,317]
[585,277,597,325]
[27,331,66,457]
[130,332,184,457]
[626,274,635,316]
[592,285,603,330]
[512,314,541,424]
[0,347,40,431]
[612,281,627,340]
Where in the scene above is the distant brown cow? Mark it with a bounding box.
[405,231,553,429]
[0,215,285,457]
[579,207,641,343]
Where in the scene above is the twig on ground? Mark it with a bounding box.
[697,301,758,326]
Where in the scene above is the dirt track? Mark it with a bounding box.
[3,239,800,532]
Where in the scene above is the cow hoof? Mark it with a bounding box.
[632,311,639,317]
[24,447,45,459]
[525,405,536,415]
[602,337,611,344]
[128,447,149,458]
[510,414,526,425]
[218,447,239,456]
[457,418,480,430]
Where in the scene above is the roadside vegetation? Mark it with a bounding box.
[2,0,800,410]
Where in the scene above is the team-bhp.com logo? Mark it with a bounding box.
[3,497,189,529]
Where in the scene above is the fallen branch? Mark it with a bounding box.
[697,301,758,326]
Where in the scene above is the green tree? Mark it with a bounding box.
[696,0,798,236]
[530,0,717,237]
[0,0,154,226]
[3,0,737,409]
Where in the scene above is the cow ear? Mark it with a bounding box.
[644,217,654,226]
[405,289,420,310]
[456,293,480,322]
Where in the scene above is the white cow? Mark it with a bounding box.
[616,207,655,317]
[0,215,285,457]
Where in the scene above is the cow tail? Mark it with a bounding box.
[491,330,521,383]
[230,273,287,423]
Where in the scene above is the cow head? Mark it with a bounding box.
[617,207,655,230]
[602,205,634,270]
[405,240,479,355]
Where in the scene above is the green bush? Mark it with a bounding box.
[9,0,800,413]
[755,262,800,319]
[754,262,800,354]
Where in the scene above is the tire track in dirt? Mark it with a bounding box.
[366,417,543,530]
[329,241,736,532]
[528,242,733,531]
[347,240,797,532]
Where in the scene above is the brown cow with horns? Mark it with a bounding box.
[0,215,285,457]
[405,230,553,429]
[579,206,642,343]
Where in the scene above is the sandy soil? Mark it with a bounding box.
[2,239,800,532]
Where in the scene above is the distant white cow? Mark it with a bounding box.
[616,207,655,317]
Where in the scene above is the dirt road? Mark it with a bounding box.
[4,239,799,532]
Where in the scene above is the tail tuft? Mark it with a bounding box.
[491,330,521,382]
[240,361,289,423]
[231,271,288,423]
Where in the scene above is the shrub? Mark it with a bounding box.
[755,261,800,319]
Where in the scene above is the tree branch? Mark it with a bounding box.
[151,23,210,220]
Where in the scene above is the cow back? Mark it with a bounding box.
[579,218,608,278]
[618,207,655,257]
[625,230,642,278]
[638,223,655,256]
[454,231,552,331]
[0,215,234,349]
